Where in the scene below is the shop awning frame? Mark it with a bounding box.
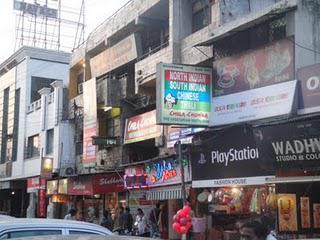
[194,0,297,47]
[266,176,320,184]
[146,185,190,201]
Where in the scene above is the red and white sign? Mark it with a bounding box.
[124,110,162,144]
[93,173,124,193]
[27,177,46,193]
[67,176,93,196]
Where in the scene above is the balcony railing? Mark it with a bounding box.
[137,41,169,62]
[27,99,41,113]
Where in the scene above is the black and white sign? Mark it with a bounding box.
[191,126,274,188]
[254,119,320,170]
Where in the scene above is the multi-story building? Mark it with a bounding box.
[68,0,320,238]
[0,47,72,217]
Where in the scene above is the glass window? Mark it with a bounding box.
[46,129,54,155]
[192,0,211,33]
[69,230,101,235]
[30,76,55,103]
[26,134,40,158]
[77,72,84,95]
[6,229,61,238]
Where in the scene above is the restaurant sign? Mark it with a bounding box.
[212,38,294,96]
[210,80,297,126]
[124,110,162,144]
[124,165,148,189]
[156,63,212,126]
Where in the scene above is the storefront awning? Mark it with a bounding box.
[146,186,189,201]
[195,0,297,47]
[266,176,320,184]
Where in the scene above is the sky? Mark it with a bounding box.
[0,0,129,63]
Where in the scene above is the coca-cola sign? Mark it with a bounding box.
[297,63,320,114]
[67,176,93,195]
[124,110,163,144]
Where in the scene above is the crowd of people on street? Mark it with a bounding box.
[63,203,164,238]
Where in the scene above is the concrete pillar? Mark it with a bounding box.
[26,193,36,218]
[38,88,51,131]
[51,80,64,126]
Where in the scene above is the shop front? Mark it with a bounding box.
[191,126,275,240]
[254,118,320,239]
[27,177,47,218]
[124,155,192,239]
[67,173,125,223]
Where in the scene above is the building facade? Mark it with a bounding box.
[0,47,72,217]
[65,0,320,239]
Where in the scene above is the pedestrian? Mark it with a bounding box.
[101,210,113,231]
[135,208,148,237]
[123,207,134,233]
[148,203,161,237]
[64,208,77,220]
[260,215,277,240]
[240,220,268,240]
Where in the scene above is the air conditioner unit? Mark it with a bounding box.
[78,83,83,94]
[61,167,77,177]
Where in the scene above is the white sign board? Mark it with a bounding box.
[210,80,297,126]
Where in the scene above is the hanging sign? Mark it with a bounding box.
[156,63,212,126]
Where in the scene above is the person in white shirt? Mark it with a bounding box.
[64,208,76,220]
[135,208,148,237]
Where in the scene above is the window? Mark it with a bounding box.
[77,72,84,95]
[1,88,9,164]
[30,76,55,103]
[12,89,20,162]
[192,0,211,32]
[26,135,40,158]
[46,129,54,155]
[69,230,103,235]
[0,229,62,239]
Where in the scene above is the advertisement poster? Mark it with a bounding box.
[300,197,311,229]
[212,38,294,96]
[254,119,320,170]
[210,80,297,126]
[278,194,298,232]
[124,110,163,144]
[297,63,320,115]
[191,126,274,188]
[314,203,320,228]
[167,126,204,148]
[83,78,98,167]
[156,63,212,126]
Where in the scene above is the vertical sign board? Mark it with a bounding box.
[83,78,98,167]
[156,63,212,126]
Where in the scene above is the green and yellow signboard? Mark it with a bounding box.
[156,63,212,126]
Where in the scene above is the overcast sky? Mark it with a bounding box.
[0,0,129,62]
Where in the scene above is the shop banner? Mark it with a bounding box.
[253,119,320,170]
[37,189,47,218]
[90,34,140,77]
[93,173,124,193]
[83,78,98,167]
[300,197,311,229]
[124,110,162,144]
[213,38,294,97]
[191,126,274,188]
[27,177,46,193]
[297,63,320,115]
[156,63,212,126]
[67,176,93,196]
[145,156,192,187]
[167,126,205,148]
[313,203,320,228]
[124,165,148,189]
[210,80,297,126]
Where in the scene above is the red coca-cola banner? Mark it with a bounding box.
[37,189,47,218]
[93,173,124,193]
